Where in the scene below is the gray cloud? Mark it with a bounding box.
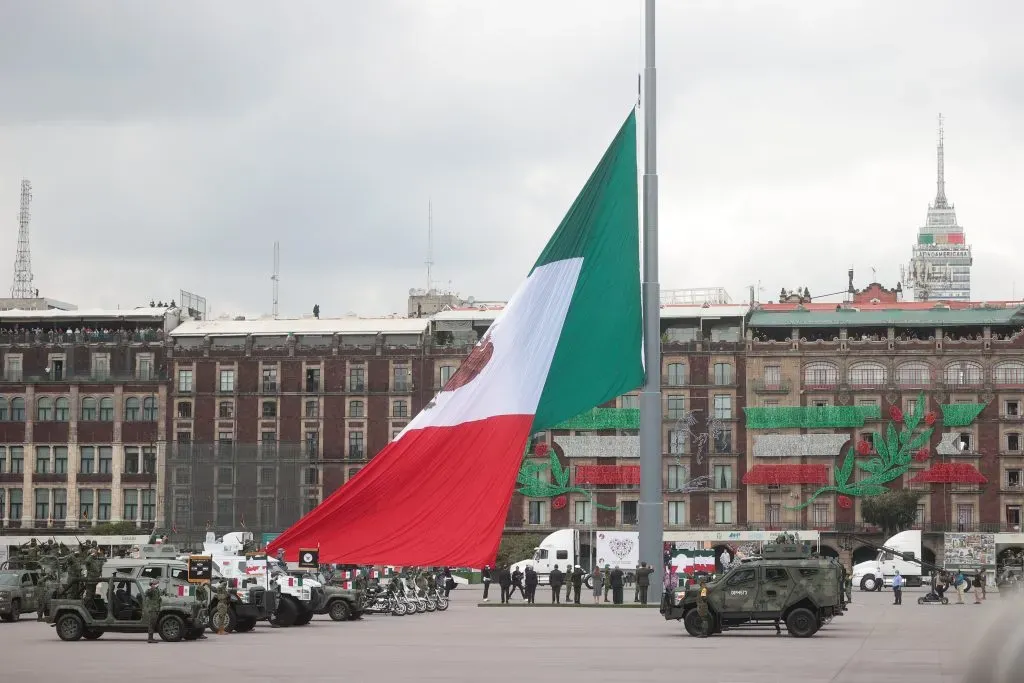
[0,0,1020,318]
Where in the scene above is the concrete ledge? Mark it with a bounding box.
[477,602,660,608]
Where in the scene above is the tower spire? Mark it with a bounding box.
[934,113,947,209]
[11,179,34,298]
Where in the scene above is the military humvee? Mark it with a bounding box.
[661,543,847,638]
[0,566,42,621]
[47,577,209,642]
[288,570,363,621]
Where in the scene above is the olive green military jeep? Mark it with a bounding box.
[661,543,847,638]
[47,577,209,642]
[0,566,43,621]
[288,570,362,621]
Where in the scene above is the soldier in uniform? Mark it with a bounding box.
[214,581,230,635]
[414,570,428,597]
[696,578,710,638]
[143,579,163,644]
[85,549,102,578]
[194,582,210,639]
[425,570,437,595]
[36,573,51,621]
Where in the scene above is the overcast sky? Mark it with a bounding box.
[0,1,1020,317]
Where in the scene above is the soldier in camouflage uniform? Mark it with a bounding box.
[143,579,163,644]
[354,568,367,592]
[193,582,210,639]
[85,549,102,578]
[214,581,230,635]
[696,578,710,638]
[36,573,52,621]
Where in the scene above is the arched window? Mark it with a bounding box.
[803,362,839,387]
[896,362,932,386]
[81,397,97,421]
[10,397,25,421]
[849,362,886,386]
[54,397,70,422]
[944,361,983,386]
[125,397,141,421]
[142,397,157,421]
[0,398,8,421]
[666,363,687,386]
[37,397,53,421]
[99,397,114,422]
[994,361,1024,386]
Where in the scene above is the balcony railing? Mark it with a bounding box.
[752,379,792,394]
[6,372,164,385]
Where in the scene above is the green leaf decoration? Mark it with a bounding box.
[836,449,855,487]
[886,424,900,466]
[853,484,887,496]
[905,393,925,432]
[874,431,891,466]
[908,428,933,453]
[940,403,986,427]
[550,451,570,488]
[858,458,885,475]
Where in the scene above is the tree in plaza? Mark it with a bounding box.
[860,489,922,537]
[496,533,546,568]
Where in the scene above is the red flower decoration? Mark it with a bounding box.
[856,440,872,456]
[913,447,931,462]
[924,411,937,426]
[889,406,904,422]
[837,495,853,510]
[552,495,567,510]
[533,442,550,456]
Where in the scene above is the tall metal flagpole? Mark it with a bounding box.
[638,0,663,586]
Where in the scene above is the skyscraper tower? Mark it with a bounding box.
[905,115,973,301]
[10,179,34,299]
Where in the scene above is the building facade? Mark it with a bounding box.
[0,306,177,531]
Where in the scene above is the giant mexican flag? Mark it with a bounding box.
[267,112,643,567]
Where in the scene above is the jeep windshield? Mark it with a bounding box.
[0,573,20,586]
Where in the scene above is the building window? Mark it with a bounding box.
[0,398,7,421]
[136,354,154,380]
[123,489,138,521]
[35,446,51,474]
[302,367,322,393]
[713,395,732,419]
[667,396,685,420]
[763,365,781,386]
[262,401,277,418]
[349,431,365,458]
[621,500,638,525]
[348,366,365,392]
[1007,506,1022,528]
[574,500,592,525]
[124,397,140,421]
[620,394,639,410]
[177,401,192,419]
[97,489,111,521]
[8,489,22,519]
[713,465,733,490]
[81,397,97,421]
[141,490,155,522]
[79,489,94,522]
[177,369,193,392]
[262,367,278,392]
[98,447,112,474]
[439,365,456,387]
[958,432,972,452]
[994,362,1024,385]
[258,467,275,486]
[849,362,886,386]
[1008,433,1022,453]
[812,504,829,527]
[99,398,113,422]
[714,501,733,525]
[349,400,365,418]
[35,488,49,521]
[896,362,931,386]
[667,465,686,490]
[124,447,140,474]
[54,446,67,474]
[765,503,781,527]
[218,432,233,446]
[305,431,319,458]
[37,397,53,421]
[218,401,234,419]
[1006,469,1022,488]
[957,504,974,531]
[666,363,687,386]
[142,447,156,474]
[669,430,686,455]
[142,397,157,421]
[667,501,685,525]
[9,446,23,474]
[80,446,95,474]
[219,369,235,392]
[10,397,24,421]
[714,429,733,453]
[803,362,838,386]
[393,363,411,392]
[1005,400,1021,418]
[392,400,409,418]
[944,361,983,386]
[4,355,23,382]
[714,363,734,385]
[528,500,548,525]
[91,353,110,380]
[304,400,319,418]
[915,505,925,527]
[54,397,69,422]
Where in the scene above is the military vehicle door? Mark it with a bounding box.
[109,578,144,623]
[19,572,37,611]
[757,566,794,614]
[718,567,757,615]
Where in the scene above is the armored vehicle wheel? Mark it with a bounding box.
[234,618,256,632]
[83,629,104,640]
[328,600,351,621]
[683,609,709,637]
[2,600,20,621]
[918,597,925,605]
[56,613,85,641]
[274,596,300,627]
[294,609,313,626]
[785,608,818,638]
[159,614,186,642]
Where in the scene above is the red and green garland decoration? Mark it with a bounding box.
[516,442,617,510]
[788,392,934,510]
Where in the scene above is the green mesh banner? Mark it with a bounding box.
[553,407,639,430]
[744,405,880,429]
[940,403,986,427]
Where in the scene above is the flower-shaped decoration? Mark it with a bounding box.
[552,495,567,510]
[889,406,904,422]
[533,442,550,457]
[924,411,937,426]
[837,495,853,509]
[913,447,931,462]
[856,440,872,456]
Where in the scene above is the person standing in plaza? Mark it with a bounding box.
[603,564,612,603]
[143,579,163,644]
[524,566,538,604]
[954,571,967,604]
[481,565,492,602]
[549,565,563,604]
[633,564,640,602]
[892,570,903,605]
[696,578,710,638]
[571,565,583,604]
[498,565,512,604]
[636,561,653,605]
[565,567,573,603]
[511,566,525,600]
[591,565,603,604]
[610,565,624,605]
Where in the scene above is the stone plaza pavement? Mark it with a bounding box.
[1,586,1008,682]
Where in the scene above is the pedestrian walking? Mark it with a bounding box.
[892,570,903,605]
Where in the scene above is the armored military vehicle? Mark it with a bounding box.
[47,577,209,641]
[0,566,42,621]
[661,542,846,638]
[289,570,363,621]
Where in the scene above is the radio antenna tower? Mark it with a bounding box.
[426,199,434,293]
[10,180,34,298]
[271,241,280,319]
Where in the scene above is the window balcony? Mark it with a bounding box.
[752,380,792,394]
